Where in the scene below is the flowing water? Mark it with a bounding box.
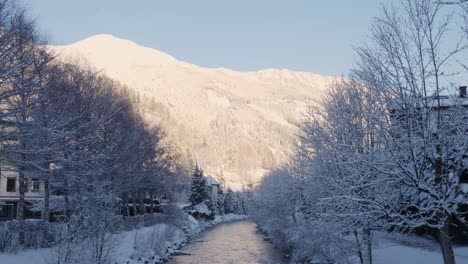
[167,220,286,264]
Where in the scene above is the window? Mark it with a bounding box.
[31,179,40,192]
[460,169,468,184]
[0,204,11,218]
[6,177,16,192]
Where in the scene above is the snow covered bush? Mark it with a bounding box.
[131,224,185,262]
[192,202,213,218]
[0,221,60,253]
[51,192,121,264]
[289,224,358,264]
[161,204,193,230]
[249,168,295,256]
[121,213,171,231]
[112,205,247,263]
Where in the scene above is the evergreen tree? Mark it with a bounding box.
[216,196,225,215]
[188,165,209,206]
[223,188,236,214]
[207,195,218,216]
[235,192,246,215]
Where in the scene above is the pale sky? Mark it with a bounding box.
[24,0,385,75]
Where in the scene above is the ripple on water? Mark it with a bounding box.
[167,220,286,264]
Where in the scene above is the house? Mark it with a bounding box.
[0,163,44,221]
[426,86,468,130]
[205,175,221,199]
[0,115,47,221]
[388,86,468,184]
[389,86,468,130]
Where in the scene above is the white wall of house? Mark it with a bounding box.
[0,169,44,201]
[206,175,221,199]
[419,94,468,131]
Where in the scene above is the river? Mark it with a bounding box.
[167,220,286,264]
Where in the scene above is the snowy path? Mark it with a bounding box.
[167,220,286,264]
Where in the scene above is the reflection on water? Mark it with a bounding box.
[167,220,286,264]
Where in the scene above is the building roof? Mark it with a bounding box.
[205,175,220,186]
[425,95,468,108]
[389,94,468,112]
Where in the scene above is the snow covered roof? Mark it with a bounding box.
[425,86,468,108]
[388,94,468,111]
[205,175,220,186]
[425,95,468,108]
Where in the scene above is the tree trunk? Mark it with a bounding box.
[132,192,138,216]
[43,176,50,222]
[139,192,145,215]
[42,161,51,222]
[433,130,454,264]
[124,192,131,217]
[18,172,25,220]
[64,178,71,220]
[149,192,154,214]
[363,226,372,264]
[354,229,364,264]
[121,192,127,217]
[18,171,25,244]
[436,224,456,264]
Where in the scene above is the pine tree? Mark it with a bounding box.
[188,165,209,206]
[223,188,236,214]
[207,195,218,216]
[216,196,225,215]
[236,192,246,215]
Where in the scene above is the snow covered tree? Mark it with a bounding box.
[251,2,468,263]
[0,0,181,254]
[352,1,468,263]
[249,167,305,261]
[291,76,396,264]
[53,189,119,264]
[206,195,218,216]
[188,165,209,206]
[216,196,225,215]
[223,188,236,214]
[235,192,246,215]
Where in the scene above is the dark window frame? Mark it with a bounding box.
[0,204,12,217]
[31,179,40,192]
[460,169,468,184]
[6,177,16,192]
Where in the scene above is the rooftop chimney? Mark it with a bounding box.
[460,86,467,98]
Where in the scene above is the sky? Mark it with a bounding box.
[24,0,384,76]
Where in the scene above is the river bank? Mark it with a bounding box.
[0,208,247,264]
[114,213,248,263]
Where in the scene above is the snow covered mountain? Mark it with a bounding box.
[51,34,333,189]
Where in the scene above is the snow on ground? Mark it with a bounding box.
[0,248,51,264]
[374,243,468,264]
[0,213,247,264]
[3,216,467,264]
[373,232,468,264]
[112,223,187,263]
[173,202,190,209]
[112,213,247,263]
[211,213,248,225]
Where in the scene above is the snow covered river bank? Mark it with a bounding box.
[167,220,286,264]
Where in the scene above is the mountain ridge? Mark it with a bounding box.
[50,34,333,189]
